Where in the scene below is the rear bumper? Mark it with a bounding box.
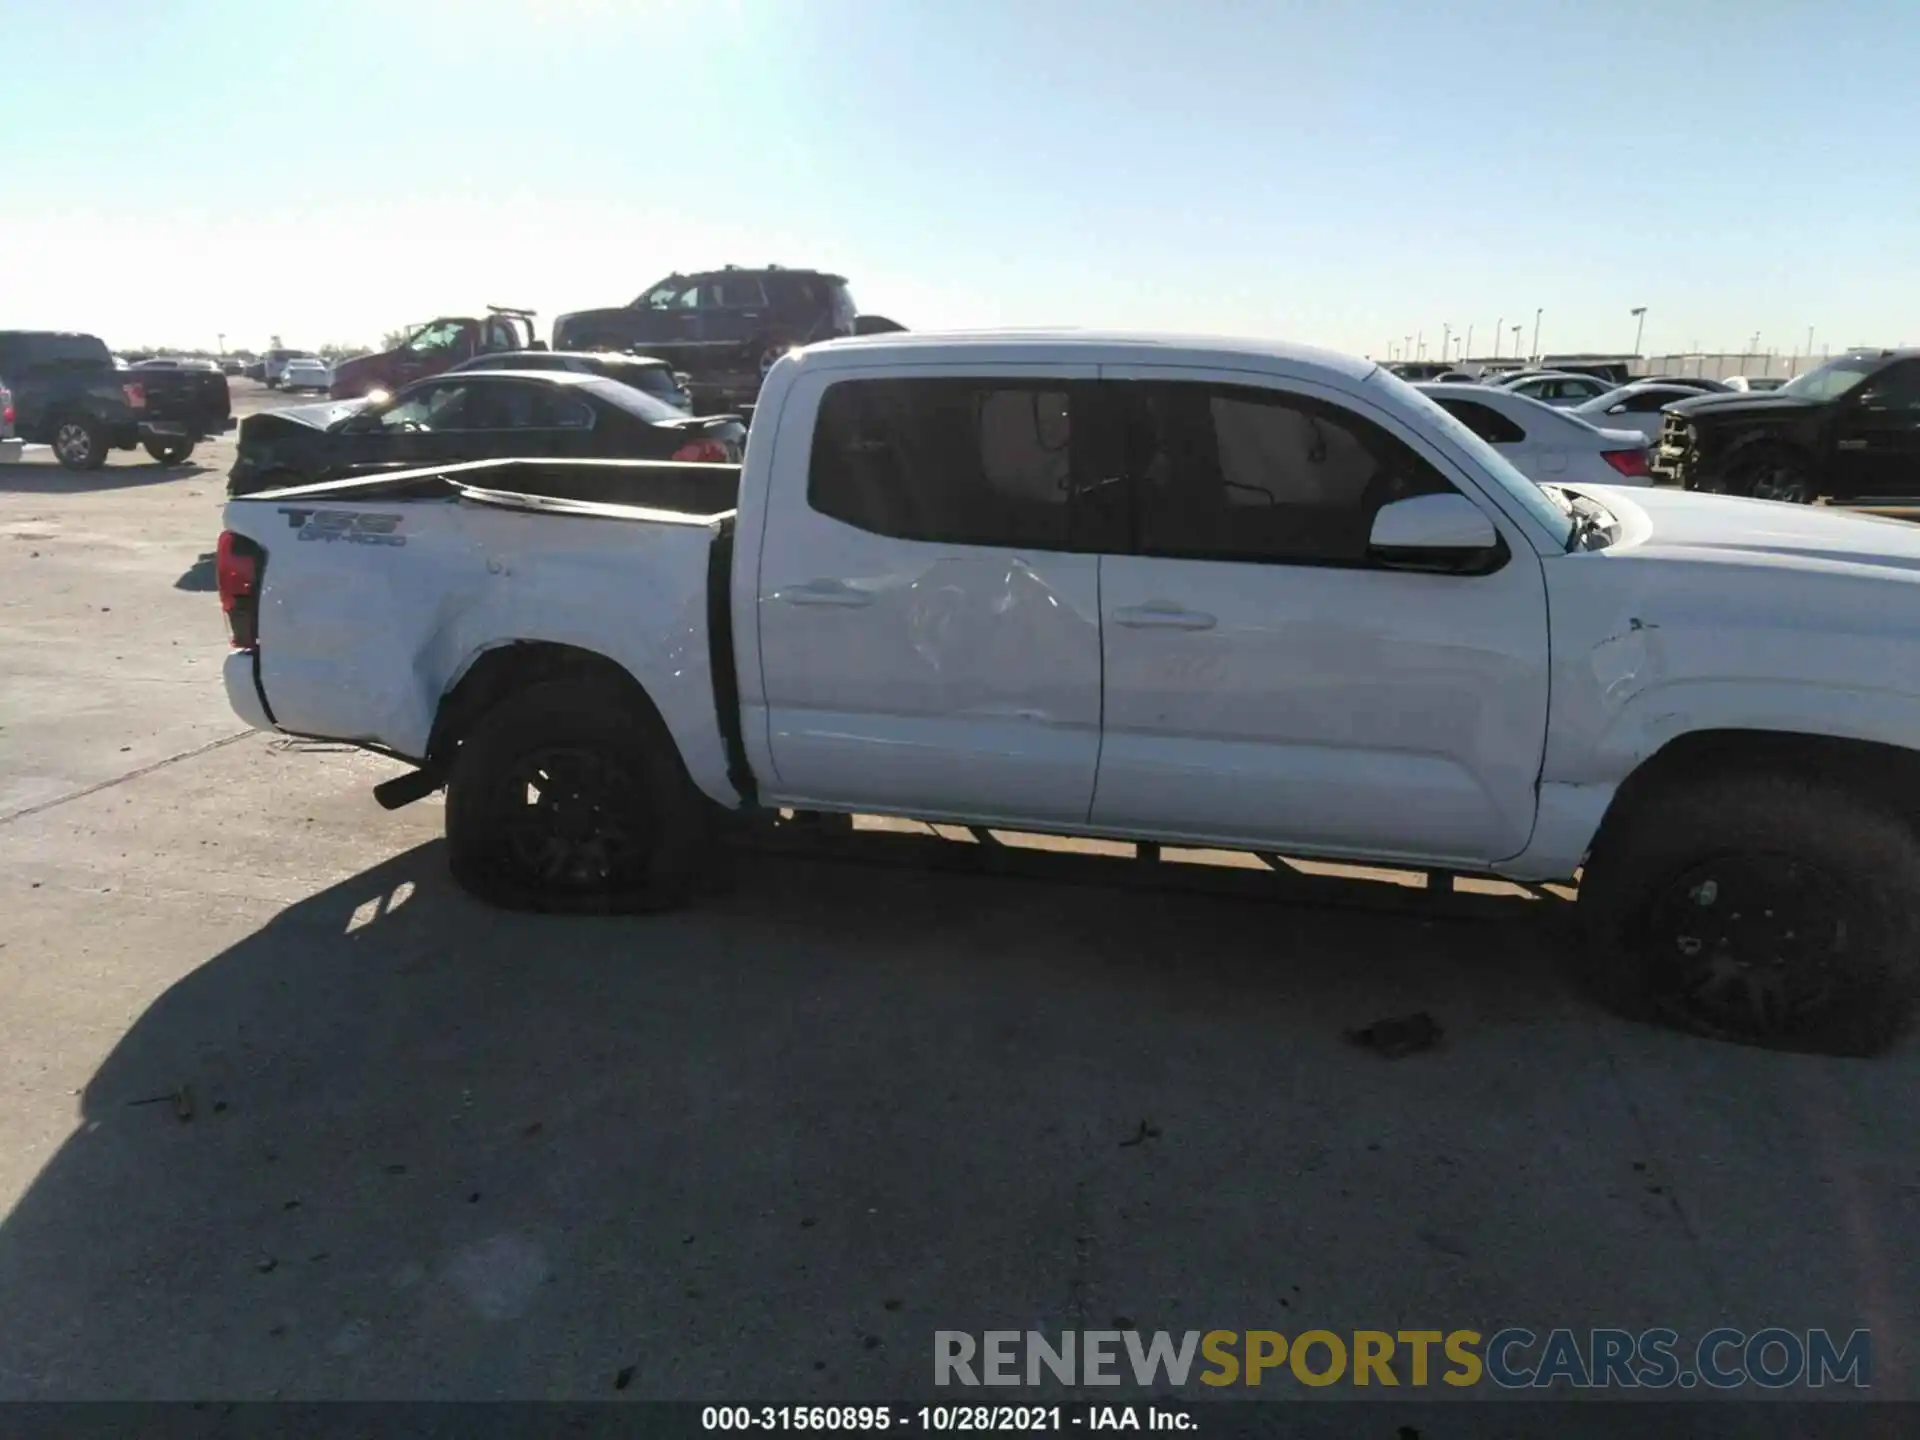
[224,652,275,731]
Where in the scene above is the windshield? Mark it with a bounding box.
[1779,357,1878,401]
[403,320,468,356]
[1369,368,1575,549]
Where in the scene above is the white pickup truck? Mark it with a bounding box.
[217,331,1920,1055]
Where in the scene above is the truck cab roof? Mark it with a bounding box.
[793,328,1377,381]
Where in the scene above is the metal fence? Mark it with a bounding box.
[1633,351,1841,382]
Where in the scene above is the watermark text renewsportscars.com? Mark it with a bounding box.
[934,1328,1871,1390]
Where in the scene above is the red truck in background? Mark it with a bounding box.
[328,307,541,400]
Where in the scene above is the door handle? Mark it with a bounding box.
[783,579,873,607]
[1113,603,1216,631]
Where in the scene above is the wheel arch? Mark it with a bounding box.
[1718,431,1820,485]
[1592,727,1920,861]
[428,640,668,765]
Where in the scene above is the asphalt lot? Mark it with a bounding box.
[1,382,1917,1408]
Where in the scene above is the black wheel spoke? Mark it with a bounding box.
[492,744,647,895]
[1648,852,1849,1038]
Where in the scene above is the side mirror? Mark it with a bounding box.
[853,314,906,336]
[528,340,549,352]
[1368,494,1503,574]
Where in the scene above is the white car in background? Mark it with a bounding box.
[1494,371,1616,407]
[1568,381,1711,443]
[279,357,333,393]
[1724,375,1787,393]
[1417,382,1653,486]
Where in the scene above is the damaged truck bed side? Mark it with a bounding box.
[217,331,1920,1055]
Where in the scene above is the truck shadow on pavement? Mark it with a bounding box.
[0,459,210,494]
[0,839,1912,1402]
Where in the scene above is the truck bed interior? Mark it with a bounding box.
[249,456,742,519]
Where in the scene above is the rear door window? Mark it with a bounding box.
[808,377,1118,551]
[461,381,594,430]
[708,276,769,309]
[1432,396,1526,444]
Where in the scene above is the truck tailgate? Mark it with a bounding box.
[221,477,735,802]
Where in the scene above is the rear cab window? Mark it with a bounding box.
[807,377,1116,551]
[0,333,114,373]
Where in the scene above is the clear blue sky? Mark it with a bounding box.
[2,0,1913,360]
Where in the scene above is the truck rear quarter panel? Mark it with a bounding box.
[227,497,734,804]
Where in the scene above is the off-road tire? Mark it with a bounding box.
[52,414,109,471]
[145,438,195,465]
[444,677,713,914]
[1577,773,1920,1056]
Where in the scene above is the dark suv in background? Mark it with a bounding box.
[552,265,903,412]
[0,330,233,469]
[1652,348,1920,503]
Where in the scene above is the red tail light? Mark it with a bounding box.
[669,437,732,463]
[1,386,13,428]
[216,530,263,650]
[1601,447,1649,478]
[123,381,147,410]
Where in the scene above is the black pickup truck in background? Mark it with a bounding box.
[0,330,234,469]
[1652,348,1920,503]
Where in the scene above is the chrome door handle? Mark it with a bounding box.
[783,579,873,607]
[1113,604,1215,631]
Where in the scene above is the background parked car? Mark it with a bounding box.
[1653,348,1920,503]
[1569,381,1715,443]
[1636,375,1732,393]
[1489,371,1615,407]
[279,357,333,393]
[1417,381,1653,485]
[1724,375,1787,392]
[0,329,233,468]
[227,368,746,495]
[450,349,694,412]
[261,348,318,388]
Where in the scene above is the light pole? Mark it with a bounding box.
[1511,324,1522,358]
[217,332,226,356]
[1630,307,1646,357]
[1464,324,1474,361]
[1404,335,1413,364]
[1493,316,1503,360]
[1442,323,1451,362]
[1531,308,1543,362]
[1416,330,1425,360]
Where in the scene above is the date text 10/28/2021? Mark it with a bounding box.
[703,1407,1187,1431]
